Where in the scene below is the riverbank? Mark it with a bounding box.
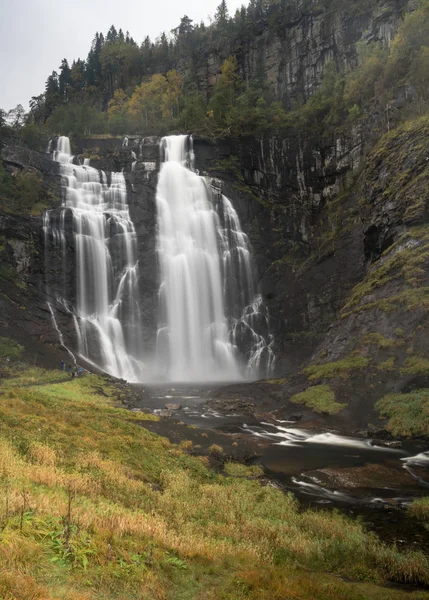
[1,354,429,598]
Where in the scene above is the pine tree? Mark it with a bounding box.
[59,59,72,102]
[215,1,229,25]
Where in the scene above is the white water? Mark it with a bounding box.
[47,302,76,364]
[155,135,240,382]
[45,136,145,381]
[155,135,274,382]
[242,422,403,451]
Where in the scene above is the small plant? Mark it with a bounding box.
[208,444,223,456]
[179,440,193,452]
[290,385,346,415]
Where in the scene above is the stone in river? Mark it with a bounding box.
[166,403,182,410]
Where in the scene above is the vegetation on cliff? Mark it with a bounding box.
[3,0,429,147]
[1,348,429,599]
[290,384,346,415]
[376,389,429,437]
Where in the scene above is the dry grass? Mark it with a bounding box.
[0,361,428,599]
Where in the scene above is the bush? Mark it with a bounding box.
[0,336,23,360]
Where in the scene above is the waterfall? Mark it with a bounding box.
[155,135,274,382]
[44,136,145,382]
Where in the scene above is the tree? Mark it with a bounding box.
[7,104,26,128]
[174,15,194,37]
[29,95,47,123]
[215,0,229,24]
[409,46,429,112]
[107,88,131,133]
[86,33,104,87]
[59,59,72,102]
[128,70,182,130]
[209,56,241,127]
[45,71,61,116]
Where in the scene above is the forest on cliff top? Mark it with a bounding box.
[1,0,429,148]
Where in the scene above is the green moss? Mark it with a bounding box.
[377,357,397,372]
[359,333,397,349]
[303,355,369,382]
[376,389,429,437]
[0,336,23,360]
[290,384,346,415]
[400,356,429,377]
[342,228,429,317]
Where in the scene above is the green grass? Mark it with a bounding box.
[359,333,397,350]
[341,225,429,318]
[224,462,264,478]
[1,363,429,599]
[400,356,429,377]
[1,365,67,388]
[263,378,287,385]
[409,498,429,524]
[303,355,369,382]
[376,389,429,437]
[290,384,346,415]
[377,357,397,372]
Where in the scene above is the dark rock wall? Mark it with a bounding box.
[181,0,408,108]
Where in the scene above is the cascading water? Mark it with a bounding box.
[155,135,274,382]
[218,194,276,376]
[44,136,145,381]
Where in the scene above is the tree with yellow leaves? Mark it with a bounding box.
[128,70,182,130]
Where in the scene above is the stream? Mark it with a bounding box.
[135,383,429,550]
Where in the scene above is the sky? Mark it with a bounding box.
[0,0,245,112]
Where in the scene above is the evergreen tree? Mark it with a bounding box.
[106,25,118,43]
[45,71,61,116]
[59,59,72,102]
[86,33,104,87]
[215,1,229,24]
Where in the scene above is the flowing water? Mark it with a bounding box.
[138,384,429,519]
[45,135,273,383]
[44,136,145,381]
[155,135,274,382]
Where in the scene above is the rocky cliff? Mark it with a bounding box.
[2,0,429,430]
[184,0,409,107]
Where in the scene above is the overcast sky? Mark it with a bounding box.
[0,0,245,112]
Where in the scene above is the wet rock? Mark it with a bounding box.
[306,463,418,491]
[165,403,181,410]
[373,439,402,449]
[207,398,256,415]
[157,409,172,418]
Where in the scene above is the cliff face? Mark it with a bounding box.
[186,0,409,107]
[2,0,428,427]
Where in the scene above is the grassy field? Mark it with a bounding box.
[1,350,429,599]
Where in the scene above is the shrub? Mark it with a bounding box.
[0,336,23,360]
